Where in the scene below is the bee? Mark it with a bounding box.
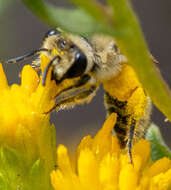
[7,28,152,163]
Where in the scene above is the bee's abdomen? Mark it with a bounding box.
[104,92,131,148]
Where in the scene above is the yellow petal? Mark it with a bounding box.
[119,164,138,190]
[78,148,100,190]
[132,139,150,165]
[57,145,73,176]
[21,65,39,94]
[150,168,171,190]
[77,135,93,154]
[51,170,76,190]
[40,53,51,72]
[93,113,118,157]
[0,63,8,90]
[148,157,171,177]
[40,54,55,88]
[99,153,119,189]
[51,170,64,190]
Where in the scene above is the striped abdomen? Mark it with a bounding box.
[104,92,131,148]
[104,91,152,149]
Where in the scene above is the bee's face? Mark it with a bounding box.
[42,29,94,83]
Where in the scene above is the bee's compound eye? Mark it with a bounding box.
[64,52,87,78]
[44,29,61,38]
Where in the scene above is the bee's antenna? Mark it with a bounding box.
[42,55,59,86]
[6,48,49,64]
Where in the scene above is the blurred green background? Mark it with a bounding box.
[0,0,171,149]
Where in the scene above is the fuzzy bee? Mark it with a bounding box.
[7,28,152,163]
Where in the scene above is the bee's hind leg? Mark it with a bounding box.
[44,85,97,114]
[127,119,136,164]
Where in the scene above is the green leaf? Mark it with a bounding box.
[0,146,20,171]
[30,159,43,178]
[22,0,116,36]
[146,124,171,161]
[0,173,7,190]
[69,0,109,24]
[46,6,105,36]
[0,146,22,190]
[29,159,53,190]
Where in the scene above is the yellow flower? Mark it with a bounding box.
[0,52,79,190]
[0,54,74,153]
[0,54,75,190]
[0,57,53,189]
[51,113,171,190]
[0,56,55,158]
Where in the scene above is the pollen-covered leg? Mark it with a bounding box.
[52,74,91,99]
[44,85,98,113]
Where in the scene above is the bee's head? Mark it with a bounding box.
[6,28,95,86]
[42,29,94,85]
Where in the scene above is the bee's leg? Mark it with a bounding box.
[127,119,136,164]
[53,74,91,99]
[42,55,60,86]
[44,85,97,114]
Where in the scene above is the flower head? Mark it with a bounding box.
[51,113,171,190]
[0,53,74,149]
[0,57,54,154]
[0,54,74,190]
